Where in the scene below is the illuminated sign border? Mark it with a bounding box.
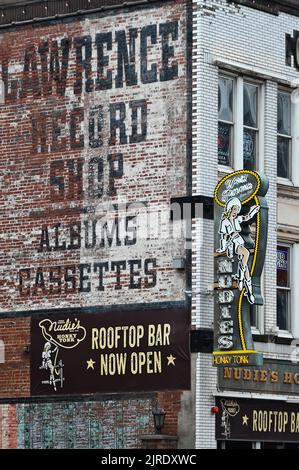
[213,170,269,367]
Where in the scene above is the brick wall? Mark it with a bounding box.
[0,0,191,449]
[193,0,299,449]
[0,1,188,312]
[0,399,154,449]
[0,318,30,397]
[0,392,184,449]
[0,311,184,448]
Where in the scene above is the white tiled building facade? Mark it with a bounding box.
[192,0,299,449]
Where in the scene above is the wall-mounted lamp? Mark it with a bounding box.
[152,404,166,434]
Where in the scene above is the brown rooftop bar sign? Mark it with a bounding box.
[216,397,299,443]
[31,307,191,395]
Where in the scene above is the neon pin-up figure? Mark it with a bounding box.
[217,197,260,304]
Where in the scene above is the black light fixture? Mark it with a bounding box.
[152,403,166,434]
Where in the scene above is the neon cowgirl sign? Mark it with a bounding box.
[213,170,269,367]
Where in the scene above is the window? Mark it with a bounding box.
[218,76,234,167]
[243,82,259,171]
[277,91,292,179]
[218,74,262,171]
[277,245,291,331]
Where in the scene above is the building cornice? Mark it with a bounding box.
[0,0,164,29]
[278,183,299,200]
[227,0,299,17]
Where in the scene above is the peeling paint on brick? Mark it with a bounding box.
[0,0,189,449]
[193,0,243,17]
[0,2,188,313]
[10,399,154,449]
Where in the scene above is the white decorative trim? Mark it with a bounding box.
[214,58,299,87]
[213,390,299,402]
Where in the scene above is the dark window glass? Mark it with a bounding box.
[277,290,288,331]
[218,77,234,166]
[277,137,290,179]
[220,441,253,450]
[277,246,290,331]
[218,122,232,166]
[278,92,291,136]
[243,83,258,170]
[244,83,258,128]
[277,91,291,179]
[218,77,233,122]
[243,128,256,170]
[277,246,289,287]
[261,442,298,449]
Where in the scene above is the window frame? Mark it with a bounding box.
[218,73,236,170]
[250,271,264,335]
[277,88,293,183]
[276,242,292,335]
[243,80,260,172]
[218,72,264,173]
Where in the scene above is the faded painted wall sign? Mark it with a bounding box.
[30,308,190,395]
[213,170,269,367]
[0,1,188,311]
